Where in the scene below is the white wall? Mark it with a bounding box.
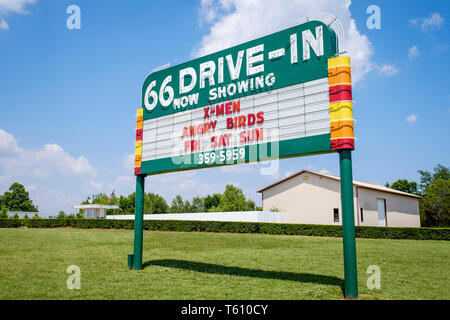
[107,211,286,223]
[357,188,420,227]
[262,172,348,225]
[262,172,421,227]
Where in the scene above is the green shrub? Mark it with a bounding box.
[0,219,23,228]
[0,218,449,240]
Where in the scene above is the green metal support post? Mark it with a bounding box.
[133,174,145,270]
[339,149,358,299]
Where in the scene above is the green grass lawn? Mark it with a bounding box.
[0,228,448,300]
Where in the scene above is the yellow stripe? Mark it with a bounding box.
[135,141,142,155]
[328,56,351,68]
[330,101,353,121]
[136,108,143,117]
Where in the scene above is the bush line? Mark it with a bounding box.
[0,218,449,240]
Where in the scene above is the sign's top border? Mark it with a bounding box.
[141,20,337,89]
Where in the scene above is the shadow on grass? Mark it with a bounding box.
[143,259,344,294]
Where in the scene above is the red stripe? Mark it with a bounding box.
[329,85,352,103]
[134,167,141,175]
[136,128,143,141]
[331,138,355,150]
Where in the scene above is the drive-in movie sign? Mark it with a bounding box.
[134,21,354,175]
[130,20,358,299]
[2,0,449,306]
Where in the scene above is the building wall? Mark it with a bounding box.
[262,172,356,225]
[262,172,420,227]
[357,188,420,227]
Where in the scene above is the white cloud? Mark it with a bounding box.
[123,153,134,173]
[31,186,79,214]
[406,114,418,124]
[0,128,21,155]
[0,0,36,14]
[112,175,134,194]
[198,0,220,26]
[114,175,133,186]
[0,133,97,213]
[24,183,37,191]
[377,64,399,77]
[145,170,222,203]
[0,128,96,178]
[410,13,445,32]
[87,180,103,191]
[0,18,8,30]
[193,0,374,84]
[35,144,96,177]
[0,0,36,30]
[319,169,331,175]
[408,46,420,60]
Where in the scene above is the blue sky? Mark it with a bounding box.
[0,0,449,213]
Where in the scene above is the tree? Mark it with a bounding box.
[418,164,450,227]
[1,183,38,212]
[245,199,256,211]
[118,195,134,215]
[57,211,66,219]
[144,193,169,214]
[32,213,41,220]
[418,164,450,196]
[88,193,118,206]
[421,178,449,226]
[191,196,205,213]
[387,179,419,195]
[217,184,248,212]
[170,195,191,213]
[0,207,8,219]
[204,194,221,211]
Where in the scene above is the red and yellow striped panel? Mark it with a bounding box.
[328,56,355,150]
[135,108,143,174]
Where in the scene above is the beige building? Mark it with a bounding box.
[73,204,119,219]
[258,170,421,227]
